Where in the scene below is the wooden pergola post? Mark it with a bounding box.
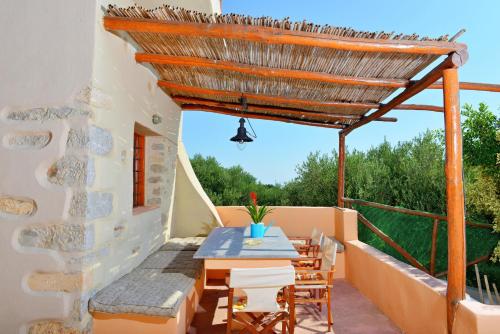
[337,133,346,207]
[443,66,466,333]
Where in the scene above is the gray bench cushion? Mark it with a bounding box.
[89,269,196,317]
[139,251,203,272]
[159,237,206,251]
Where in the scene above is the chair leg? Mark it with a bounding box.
[282,318,287,334]
[318,289,322,311]
[327,287,333,332]
[227,288,234,334]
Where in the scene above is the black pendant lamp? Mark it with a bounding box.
[230,118,254,144]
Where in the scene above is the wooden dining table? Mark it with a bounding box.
[194,226,300,278]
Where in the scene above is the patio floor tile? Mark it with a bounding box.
[188,279,401,333]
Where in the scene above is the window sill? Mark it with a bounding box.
[133,205,160,216]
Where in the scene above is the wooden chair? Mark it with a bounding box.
[289,227,324,257]
[226,266,295,334]
[294,237,337,332]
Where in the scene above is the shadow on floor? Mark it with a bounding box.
[188,279,401,334]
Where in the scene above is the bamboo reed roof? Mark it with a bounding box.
[104,5,467,129]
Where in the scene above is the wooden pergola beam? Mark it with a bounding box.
[181,104,346,129]
[159,81,443,114]
[160,80,377,109]
[443,67,466,334]
[341,50,468,136]
[394,104,443,112]
[425,81,500,92]
[172,96,398,123]
[104,16,465,55]
[137,53,409,88]
[140,53,499,94]
[338,133,346,207]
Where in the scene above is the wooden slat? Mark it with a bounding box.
[161,81,377,110]
[173,96,398,122]
[430,219,439,276]
[358,213,429,273]
[395,104,444,112]
[104,17,465,55]
[427,81,500,92]
[137,53,409,88]
[138,55,499,94]
[181,104,346,129]
[435,255,490,278]
[341,51,469,136]
[159,81,444,114]
[343,197,492,229]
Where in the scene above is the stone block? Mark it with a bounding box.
[147,197,161,206]
[18,223,93,252]
[150,164,166,173]
[152,187,162,196]
[67,126,113,155]
[148,176,162,183]
[88,126,113,155]
[0,196,36,216]
[28,272,84,292]
[5,131,52,149]
[28,320,91,334]
[47,156,94,186]
[66,247,110,267]
[6,107,91,121]
[151,143,165,150]
[69,192,113,221]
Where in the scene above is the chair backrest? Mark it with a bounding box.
[320,237,338,271]
[311,227,324,246]
[229,266,295,312]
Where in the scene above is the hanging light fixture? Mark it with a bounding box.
[230,118,254,144]
[229,97,257,150]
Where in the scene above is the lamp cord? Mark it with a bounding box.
[246,118,257,139]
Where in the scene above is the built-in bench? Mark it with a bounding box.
[89,237,206,334]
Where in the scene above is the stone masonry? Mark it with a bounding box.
[2,86,114,333]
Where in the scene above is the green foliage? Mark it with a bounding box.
[244,203,273,223]
[462,103,499,169]
[461,103,500,262]
[190,154,284,206]
[282,131,446,213]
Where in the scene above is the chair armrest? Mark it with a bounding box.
[288,236,311,241]
[295,269,334,275]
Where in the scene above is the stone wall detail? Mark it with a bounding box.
[28,272,84,292]
[0,86,109,334]
[19,223,93,252]
[69,191,113,220]
[47,155,95,186]
[67,125,113,156]
[5,106,91,122]
[0,195,37,216]
[4,131,52,149]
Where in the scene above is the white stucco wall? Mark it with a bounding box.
[0,0,222,333]
[172,143,223,237]
[0,1,96,108]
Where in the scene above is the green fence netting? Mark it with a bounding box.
[351,204,499,287]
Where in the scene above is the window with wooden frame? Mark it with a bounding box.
[133,132,145,208]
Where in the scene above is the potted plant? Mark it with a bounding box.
[244,192,274,238]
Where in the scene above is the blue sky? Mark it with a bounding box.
[182,0,500,184]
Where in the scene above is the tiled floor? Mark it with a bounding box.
[188,279,401,333]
